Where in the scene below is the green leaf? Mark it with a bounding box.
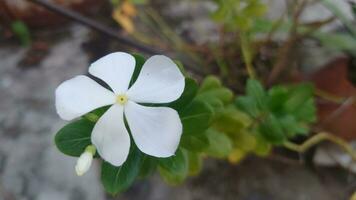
[11,20,31,46]
[130,0,147,5]
[205,129,233,158]
[101,146,143,195]
[110,0,120,6]
[279,115,309,137]
[199,76,222,93]
[246,79,267,110]
[235,96,259,118]
[253,135,272,156]
[214,106,252,133]
[181,100,214,135]
[129,53,145,87]
[351,2,356,18]
[320,0,356,37]
[197,76,233,106]
[174,60,186,75]
[267,85,289,113]
[231,130,257,152]
[167,78,198,111]
[196,88,233,106]
[284,83,313,114]
[180,134,209,152]
[293,98,316,123]
[251,18,272,32]
[158,149,188,184]
[203,98,225,110]
[55,119,94,157]
[138,156,157,179]
[187,152,202,176]
[259,114,285,144]
[243,2,267,17]
[313,32,356,54]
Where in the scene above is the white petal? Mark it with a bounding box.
[91,104,130,166]
[89,52,136,94]
[75,152,93,176]
[55,75,116,121]
[127,55,185,103]
[125,101,182,157]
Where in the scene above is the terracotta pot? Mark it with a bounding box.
[0,0,103,27]
[308,57,356,141]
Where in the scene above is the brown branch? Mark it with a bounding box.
[27,0,160,54]
[266,0,306,85]
[266,1,334,86]
[25,0,206,77]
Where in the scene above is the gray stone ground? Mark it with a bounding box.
[0,26,104,200]
[0,25,354,200]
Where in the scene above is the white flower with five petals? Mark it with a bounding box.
[55,52,185,166]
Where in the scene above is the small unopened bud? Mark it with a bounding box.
[75,145,96,176]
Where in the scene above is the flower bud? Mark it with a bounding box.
[75,145,96,176]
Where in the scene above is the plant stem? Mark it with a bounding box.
[314,88,346,104]
[283,132,356,161]
[240,33,256,79]
[26,0,160,54]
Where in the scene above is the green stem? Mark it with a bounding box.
[283,132,356,161]
[240,33,256,79]
[85,145,97,155]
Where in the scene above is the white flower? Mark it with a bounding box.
[75,145,96,176]
[55,52,185,166]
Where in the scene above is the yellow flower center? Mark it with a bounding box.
[116,94,128,105]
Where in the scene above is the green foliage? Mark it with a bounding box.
[196,76,234,109]
[213,103,271,162]
[55,118,94,157]
[205,128,233,158]
[253,135,271,156]
[307,0,356,54]
[196,87,232,111]
[11,21,31,46]
[320,0,356,37]
[157,75,236,184]
[213,105,251,132]
[312,32,356,55]
[101,145,143,195]
[138,155,157,178]
[158,148,189,185]
[246,79,267,111]
[236,79,316,144]
[259,113,285,144]
[181,100,214,135]
[187,152,202,176]
[168,78,198,110]
[211,0,268,78]
[351,2,356,18]
[130,0,147,4]
[194,76,269,163]
[129,53,145,87]
[180,133,209,152]
[212,0,267,32]
[111,0,147,6]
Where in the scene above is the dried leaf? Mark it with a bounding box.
[112,9,135,34]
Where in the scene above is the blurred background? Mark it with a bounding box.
[1,0,356,199]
